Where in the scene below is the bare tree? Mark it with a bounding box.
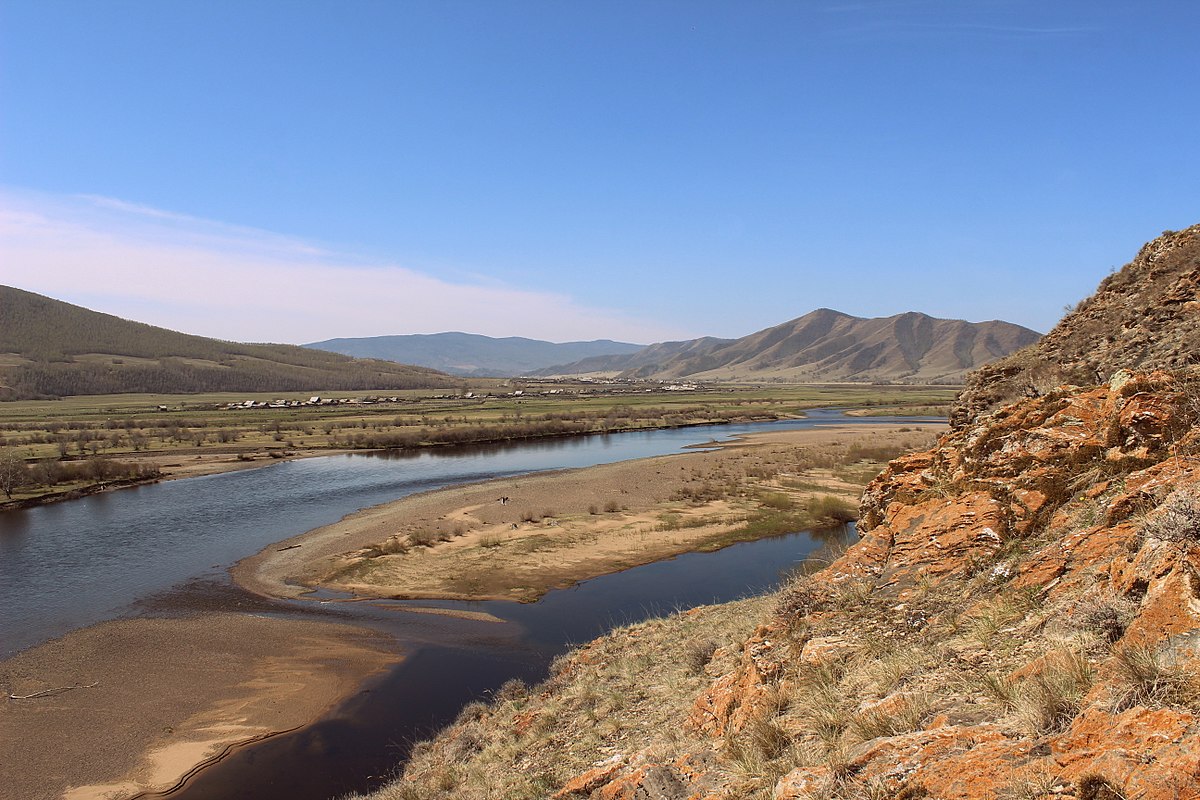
[0,449,28,500]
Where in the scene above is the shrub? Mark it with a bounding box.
[1070,592,1136,646]
[808,495,858,527]
[409,529,437,547]
[758,491,795,510]
[683,639,718,676]
[1078,774,1126,800]
[604,499,620,513]
[1111,644,1200,710]
[492,678,529,704]
[380,536,409,555]
[1141,487,1200,544]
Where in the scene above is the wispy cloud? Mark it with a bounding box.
[0,188,682,345]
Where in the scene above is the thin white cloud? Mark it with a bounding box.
[0,188,683,346]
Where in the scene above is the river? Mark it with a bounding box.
[0,410,931,799]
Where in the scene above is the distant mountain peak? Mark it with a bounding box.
[532,308,1039,383]
[303,332,645,377]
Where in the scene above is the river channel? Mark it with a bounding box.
[0,410,931,799]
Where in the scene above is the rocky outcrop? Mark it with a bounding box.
[953,224,1200,427]
[366,372,1200,800]
[552,372,1200,800]
[358,225,1200,800]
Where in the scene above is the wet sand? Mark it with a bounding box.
[0,615,396,800]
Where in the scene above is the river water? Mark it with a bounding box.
[0,410,930,799]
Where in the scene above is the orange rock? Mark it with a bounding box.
[1052,706,1200,799]
[551,755,626,798]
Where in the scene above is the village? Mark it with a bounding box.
[211,379,703,412]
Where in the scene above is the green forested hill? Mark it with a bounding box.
[0,286,454,398]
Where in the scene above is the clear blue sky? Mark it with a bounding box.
[2,1,1198,344]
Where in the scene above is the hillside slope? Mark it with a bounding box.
[535,309,1039,384]
[303,332,643,377]
[954,223,1200,426]
[0,286,452,398]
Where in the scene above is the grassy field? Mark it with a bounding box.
[0,380,955,504]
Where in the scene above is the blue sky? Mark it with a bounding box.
[2,1,1198,345]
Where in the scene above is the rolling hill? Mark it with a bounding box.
[0,286,454,399]
[532,308,1041,383]
[303,332,643,377]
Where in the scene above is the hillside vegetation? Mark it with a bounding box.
[0,286,451,398]
[533,310,1039,384]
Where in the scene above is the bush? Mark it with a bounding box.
[683,639,718,676]
[807,495,858,527]
[1141,488,1200,544]
[1111,645,1200,710]
[409,529,437,547]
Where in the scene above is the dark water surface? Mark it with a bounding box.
[0,411,930,799]
[162,525,855,800]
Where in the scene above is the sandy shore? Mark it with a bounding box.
[236,424,943,604]
[0,614,397,800]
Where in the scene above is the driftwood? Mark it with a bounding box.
[8,681,99,700]
[276,543,302,551]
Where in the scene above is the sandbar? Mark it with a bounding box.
[0,614,396,800]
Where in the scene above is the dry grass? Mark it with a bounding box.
[1012,649,1094,736]
[1141,486,1200,545]
[353,596,771,800]
[1110,644,1200,711]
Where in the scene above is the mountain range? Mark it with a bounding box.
[531,309,1041,384]
[0,284,1040,398]
[303,332,643,377]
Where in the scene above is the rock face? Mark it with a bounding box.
[380,372,1200,800]
[953,224,1200,427]
[580,373,1200,800]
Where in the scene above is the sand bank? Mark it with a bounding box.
[236,424,943,604]
[0,614,396,800]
